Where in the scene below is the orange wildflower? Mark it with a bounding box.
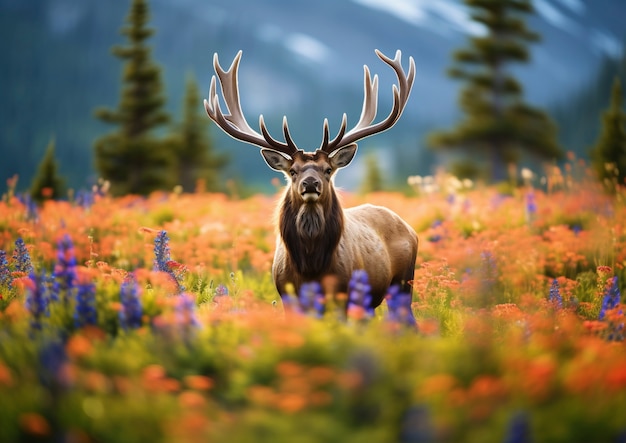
[468,375,508,401]
[19,413,50,437]
[583,320,608,334]
[418,318,440,336]
[178,390,207,409]
[419,374,457,398]
[138,226,160,235]
[270,330,305,348]
[309,391,333,407]
[307,366,335,386]
[82,370,110,394]
[492,303,524,321]
[65,334,93,359]
[276,393,307,413]
[142,364,166,383]
[276,361,304,378]
[279,375,312,396]
[522,355,557,402]
[0,361,13,387]
[247,385,277,407]
[158,377,181,393]
[113,375,133,395]
[184,375,214,391]
[2,300,26,322]
[336,370,363,390]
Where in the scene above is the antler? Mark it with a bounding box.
[318,49,415,155]
[204,51,299,157]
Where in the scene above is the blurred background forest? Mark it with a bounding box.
[1,0,625,195]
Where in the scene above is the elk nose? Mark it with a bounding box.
[301,178,320,194]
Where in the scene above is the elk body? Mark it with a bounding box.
[205,49,418,309]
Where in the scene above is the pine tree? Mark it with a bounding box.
[93,0,172,196]
[30,137,65,203]
[170,73,228,192]
[590,77,626,189]
[360,151,384,194]
[428,0,563,181]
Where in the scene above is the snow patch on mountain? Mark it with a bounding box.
[553,0,585,14]
[284,33,331,64]
[534,0,579,33]
[349,0,484,36]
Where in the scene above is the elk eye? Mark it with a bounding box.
[325,168,332,175]
[289,169,296,177]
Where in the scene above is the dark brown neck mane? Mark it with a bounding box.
[279,188,344,280]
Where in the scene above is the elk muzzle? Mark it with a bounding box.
[299,171,321,203]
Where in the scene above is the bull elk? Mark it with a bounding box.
[204,49,418,309]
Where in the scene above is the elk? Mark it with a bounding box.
[204,49,418,309]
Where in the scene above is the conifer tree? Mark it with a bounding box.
[30,137,65,203]
[360,151,384,194]
[590,77,626,189]
[93,0,172,196]
[429,0,563,181]
[170,73,228,192]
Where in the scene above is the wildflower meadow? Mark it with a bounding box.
[1,161,626,443]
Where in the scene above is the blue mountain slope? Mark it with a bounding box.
[1,0,624,190]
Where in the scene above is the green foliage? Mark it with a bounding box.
[29,137,66,203]
[93,0,173,196]
[449,158,484,181]
[590,77,626,190]
[552,48,626,160]
[359,151,384,194]
[94,134,174,196]
[429,0,563,181]
[169,73,228,193]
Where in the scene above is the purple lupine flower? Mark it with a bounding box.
[0,249,11,289]
[25,270,50,331]
[214,284,229,297]
[153,230,185,293]
[504,411,531,443]
[348,270,374,317]
[549,279,563,309]
[13,238,34,274]
[176,293,200,340]
[52,234,78,303]
[298,281,325,317]
[386,285,417,328]
[280,292,299,312]
[74,278,97,328]
[428,219,443,243]
[525,191,537,219]
[17,193,39,221]
[313,290,326,318]
[75,189,95,209]
[153,230,171,272]
[398,405,433,443]
[599,276,624,341]
[599,276,621,320]
[119,276,142,330]
[38,339,70,390]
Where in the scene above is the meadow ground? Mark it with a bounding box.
[1,163,625,443]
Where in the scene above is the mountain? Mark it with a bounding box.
[1,0,625,192]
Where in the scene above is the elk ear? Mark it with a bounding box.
[329,144,357,169]
[261,149,292,171]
